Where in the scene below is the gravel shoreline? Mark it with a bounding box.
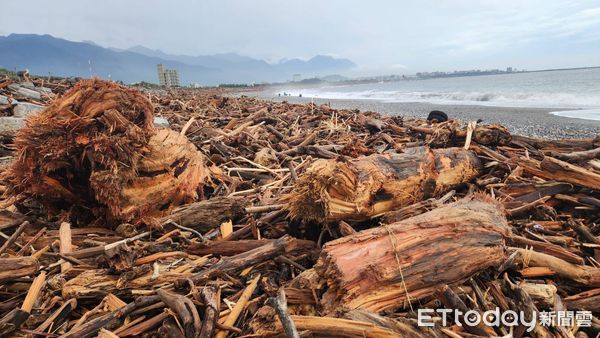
[251,93,599,139]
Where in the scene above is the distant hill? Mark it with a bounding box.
[127,46,356,83]
[276,55,356,74]
[0,34,356,85]
[0,34,220,85]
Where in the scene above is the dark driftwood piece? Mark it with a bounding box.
[181,235,314,285]
[199,286,220,338]
[0,256,39,283]
[187,239,273,256]
[0,270,45,336]
[35,298,77,334]
[162,197,249,232]
[564,289,600,312]
[0,221,29,254]
[502,277,552,338]
[62,295,160,338]
[157,289,201,338]
[267,288,300,338]
[435,284,495,336]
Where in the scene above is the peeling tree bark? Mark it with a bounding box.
[285,146,481,222]
[0,257,39,283]
[316,198,511,313]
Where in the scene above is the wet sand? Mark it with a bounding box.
[252,93,600,139]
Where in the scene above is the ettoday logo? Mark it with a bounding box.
[418,308,592,332]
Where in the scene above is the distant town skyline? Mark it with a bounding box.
[1,0,599,77]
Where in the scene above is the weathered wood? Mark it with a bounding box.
[21,271,46,313]
[188,239,311,256]
[502,277,552,338]
[158,318,185,338]
[548,147,600,162]
[0,220,28,254]
[35,298,77,334]
[513,248,600,286]
[0,256,39,283]
[59,222,73,272]
[61,295,160,338]
[200,286,220,338]
[215,274,260,338]
[98,328,120,338]
[508,235,584,265]
[0,271,46,335]
[435,284,495,336]
[162,197,249,232]
[517,156,600,191]
[16,226,46,256]
[182,235,314,285]
[342,309,444,337]
[512,135,597,152]
[286,147,481,222]
[62,269,192,299]
[0,308,29,336]
[276,315,401,338]
[317,198,511,313]
[564,288,600,311]
[519,282,556,308]
[157,289,201,338]
[266,288,300,338]
[118,311,170,337]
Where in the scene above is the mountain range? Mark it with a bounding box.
[0,34,356,85]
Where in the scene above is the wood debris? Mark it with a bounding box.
[0,75,599,337]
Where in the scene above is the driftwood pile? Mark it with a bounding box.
[0,78,599,337]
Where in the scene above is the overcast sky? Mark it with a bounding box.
[1,0,600,75]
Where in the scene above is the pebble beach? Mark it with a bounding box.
[257,94,600,140]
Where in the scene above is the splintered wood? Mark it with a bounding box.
[285,146,481,222]
[317,198,511,313]
[0,77,599,337]
[6,79,206,223]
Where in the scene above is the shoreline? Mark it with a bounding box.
[249,92,600,140]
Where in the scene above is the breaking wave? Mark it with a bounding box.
[278,88,600,109]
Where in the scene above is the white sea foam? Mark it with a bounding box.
[276,89,600,109]
[275,69,600,121]
[550,109,600,121]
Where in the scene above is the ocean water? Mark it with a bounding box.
[275,68,600,121]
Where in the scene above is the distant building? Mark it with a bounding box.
[506,67,513,73]
[156,64,180,87]
[292,73,302,82]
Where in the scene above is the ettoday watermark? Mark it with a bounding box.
[418,308,592,332]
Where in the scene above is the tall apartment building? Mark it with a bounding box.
[156,64,180,87]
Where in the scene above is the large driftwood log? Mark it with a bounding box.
[316,198,511,313]
[285,147,481,222]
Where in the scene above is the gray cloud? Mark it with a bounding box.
[1,0,599,75]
